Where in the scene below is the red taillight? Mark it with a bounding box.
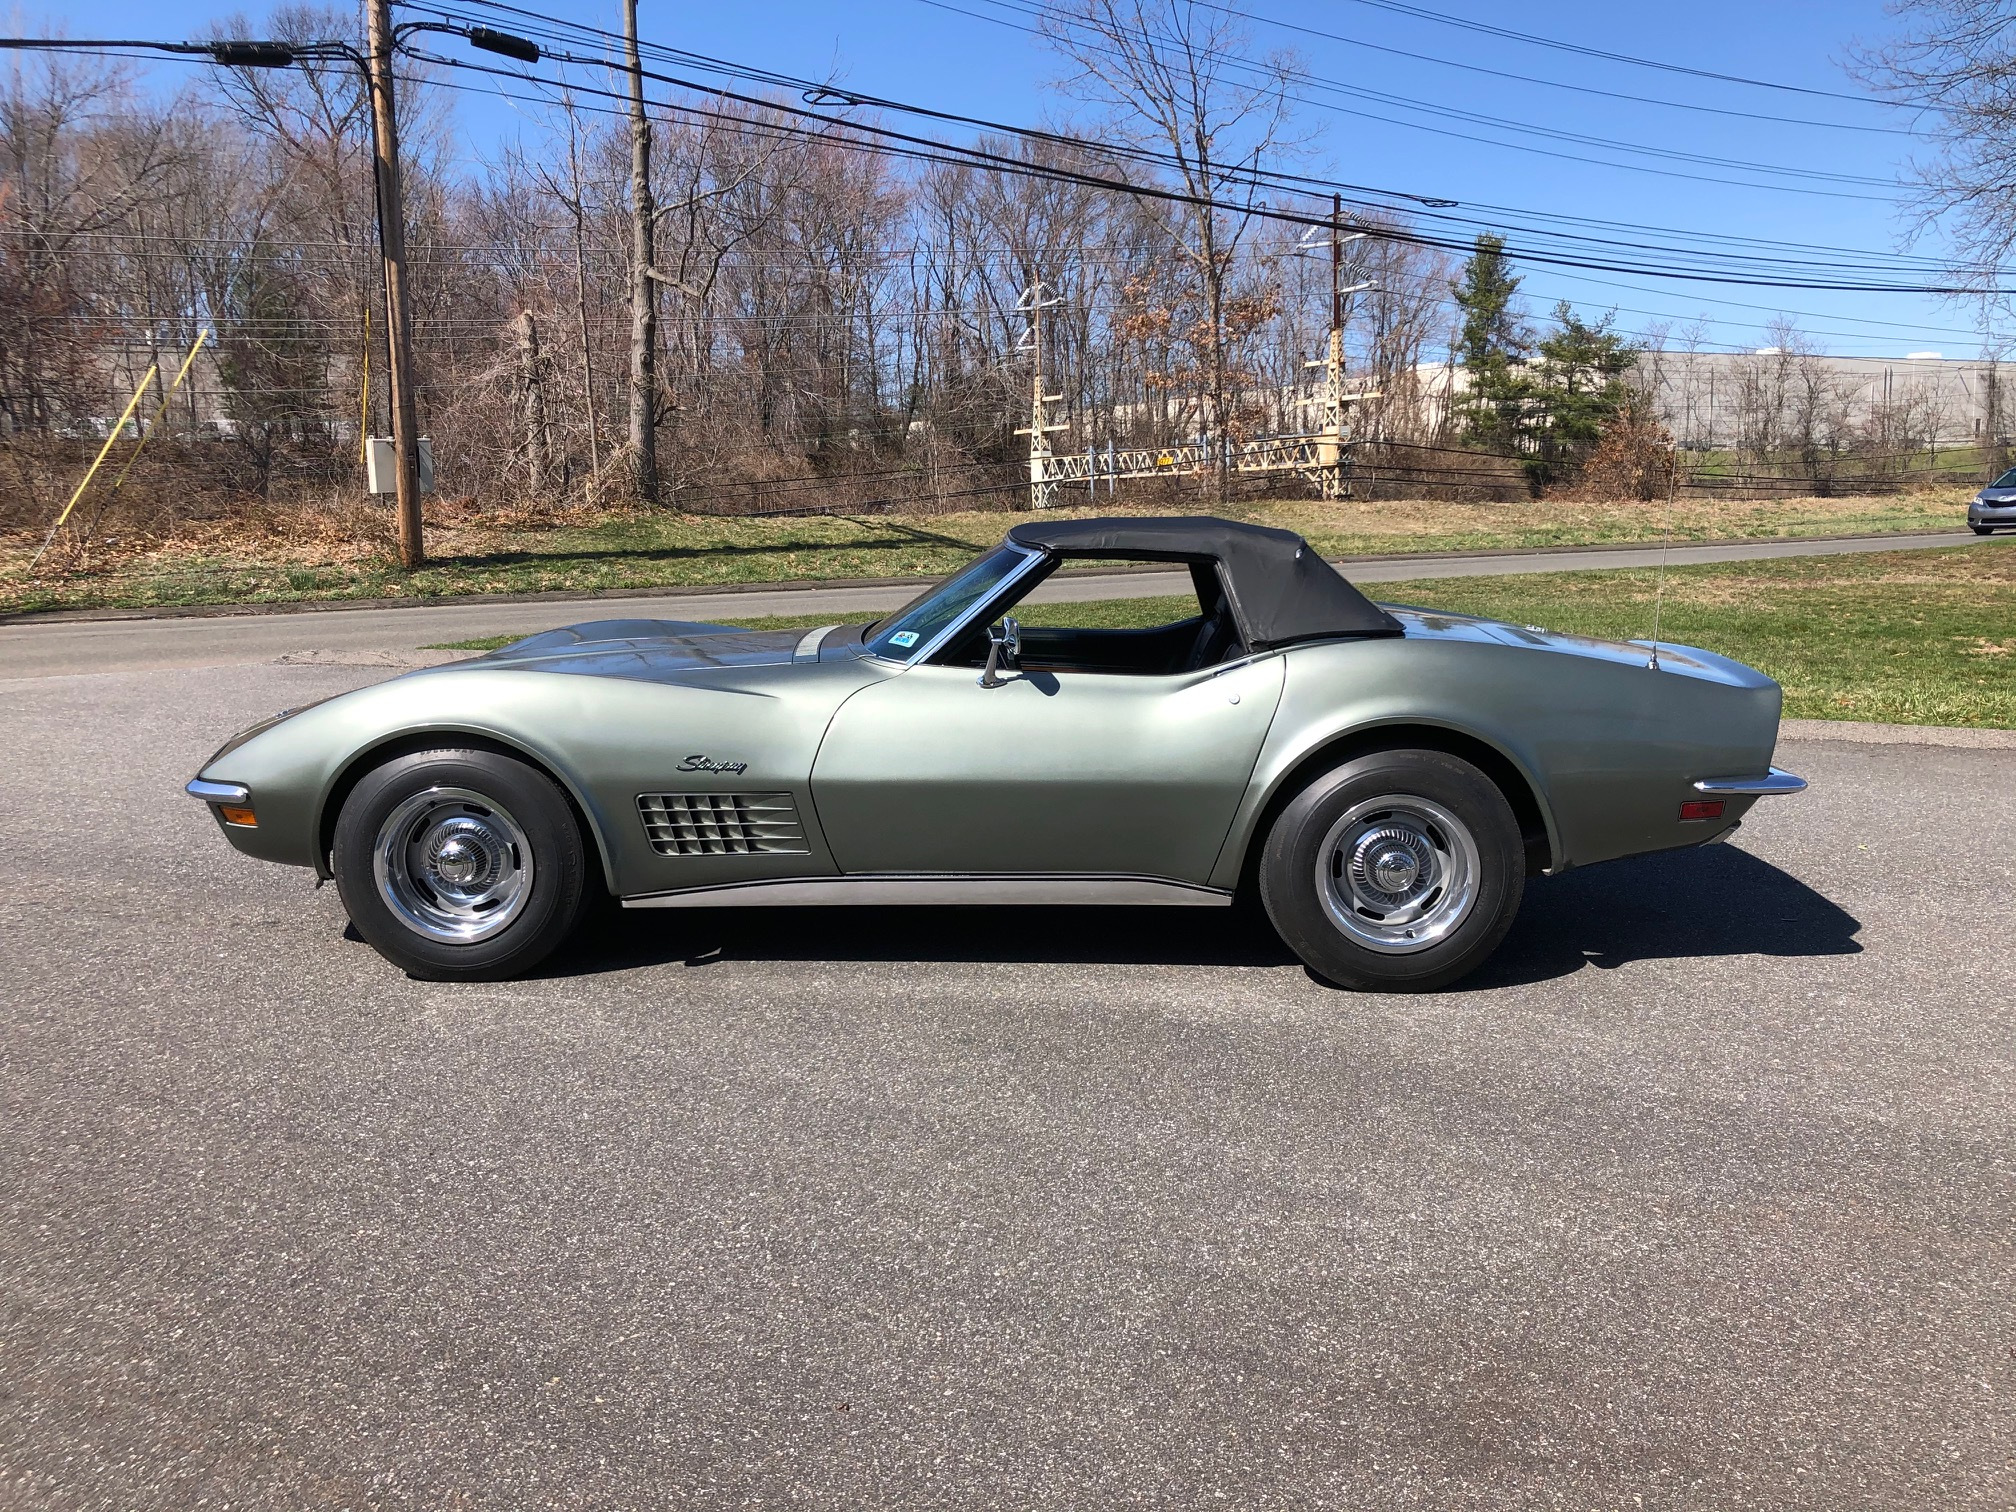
[1679,799,1725,822]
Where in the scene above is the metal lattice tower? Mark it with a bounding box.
[1018,203,1376,509]
[1013,281,1068,510]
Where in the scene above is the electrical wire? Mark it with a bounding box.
[922,0,1902,197]
[13,20,1982,286]
[1103,0,1915,135]
[402,44,2003,292]
[1331,0,1899,108]
[403,1,1998,288]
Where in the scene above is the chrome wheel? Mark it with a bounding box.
[372,786,535,944]
[1314,793,1479,955]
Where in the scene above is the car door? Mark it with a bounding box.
[809,654,1285,883]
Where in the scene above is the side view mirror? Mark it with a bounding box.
[977,614,1021,688]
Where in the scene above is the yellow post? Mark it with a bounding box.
[97,328,209,503]
[29,363,159,570]
[359,304,371,466]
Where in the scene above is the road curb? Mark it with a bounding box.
[2,527,1977,627]
[1779,718,2016,749]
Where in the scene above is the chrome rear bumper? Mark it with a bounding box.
[1693,767,1806,797]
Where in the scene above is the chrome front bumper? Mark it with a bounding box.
[186,778,251,804]
[1693,767,1807,797]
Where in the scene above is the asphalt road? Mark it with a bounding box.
[1,528,1993,680]
[1,659,2012,1509]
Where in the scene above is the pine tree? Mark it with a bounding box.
[1449,234,1533,458]
[1528,302,1637,489]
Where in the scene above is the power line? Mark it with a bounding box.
[379,8,1935,284]
[929,0,1903,198]
[409,42,1995,292]
[13,20,1983,283]
[463,0,1910,202]
[1108,0,1915,135]
[48,222,1987,290]
[410,0,1995,287]
[405,2,2000,282]
[2,24,1995,293]
[1524,269,1994,340]
[1333,0,1898,107]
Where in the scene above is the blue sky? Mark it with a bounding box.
[59,0,1977,357]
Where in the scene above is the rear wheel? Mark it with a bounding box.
[333,748,591,980]
[1259,750,1525,992]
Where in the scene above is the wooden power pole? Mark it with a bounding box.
[623,0,659,503]
[366,0,423,567]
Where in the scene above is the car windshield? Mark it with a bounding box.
[865,546,1032,660]
[1992,469,2016,488]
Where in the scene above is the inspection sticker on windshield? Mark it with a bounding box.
[889,630,920,648]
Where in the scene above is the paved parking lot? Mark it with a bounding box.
[2,659,2012,1508]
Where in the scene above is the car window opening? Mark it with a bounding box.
[931,556,1249,677]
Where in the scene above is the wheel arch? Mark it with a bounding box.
[315,728,619,894]
[1229,720,1560,894]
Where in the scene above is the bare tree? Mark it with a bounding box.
[622,0,657,502]
[0,51,183,433]
[1856,2,2016,329]
[1041,0,1298,498]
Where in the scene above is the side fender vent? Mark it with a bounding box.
[637,792,810,856]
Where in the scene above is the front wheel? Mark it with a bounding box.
[1972,524,1995,536]
[1259,750,1525,992]
[333,748,591,980]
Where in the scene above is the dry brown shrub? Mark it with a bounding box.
[1551,408,1675,503]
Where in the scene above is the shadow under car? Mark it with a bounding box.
[511,843,1860,988]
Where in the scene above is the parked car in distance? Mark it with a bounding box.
[187,516,1806,993]
[1969,468,2016,533]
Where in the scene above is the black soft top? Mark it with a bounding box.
[1006,515,1401,648]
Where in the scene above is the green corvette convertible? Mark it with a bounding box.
[187,516,1805,991]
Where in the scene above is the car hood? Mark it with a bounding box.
[447,619,827,682]
[1977,488,2016,502]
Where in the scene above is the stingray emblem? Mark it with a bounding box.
[678,754,749,776]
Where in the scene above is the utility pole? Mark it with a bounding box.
[564,106,602,493]
[1310,194,1371,500]
[1014,280,1066,509]
[366,0,423,567]
[1331,192,1344,342]
[623,0,659,503]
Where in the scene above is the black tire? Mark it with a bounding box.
[1259,750,1525,993]
[1972,524,1995,536]
[333,747,592,980]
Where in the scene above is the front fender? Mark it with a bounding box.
[195,671,630,889]
[193,658,880,895]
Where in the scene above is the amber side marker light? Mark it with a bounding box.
[1679,800,1725,822]
[218,805,258,827]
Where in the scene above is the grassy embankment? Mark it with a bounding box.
[432,542,2016,728]
[1,490,1969,616]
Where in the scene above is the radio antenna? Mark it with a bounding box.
[1648,438,1679,670]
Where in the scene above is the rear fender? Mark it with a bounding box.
[1210,711,1561,891]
